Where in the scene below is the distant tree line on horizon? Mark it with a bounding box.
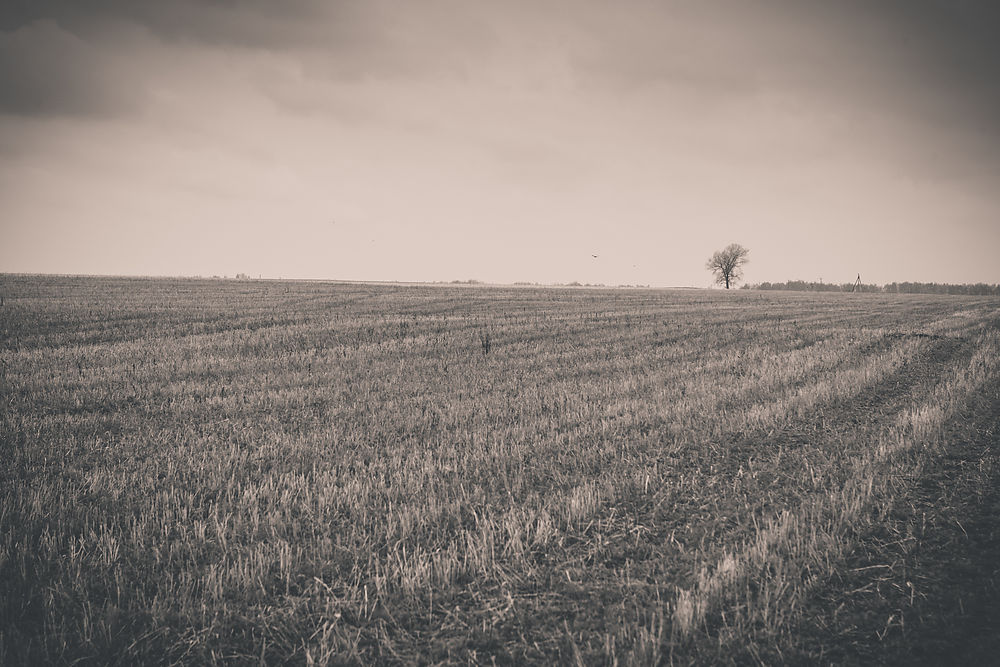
[744,280,1000,296]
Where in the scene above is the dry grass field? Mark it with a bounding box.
[2,275,998,665]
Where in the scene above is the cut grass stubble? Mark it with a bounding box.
[1,276,998,664]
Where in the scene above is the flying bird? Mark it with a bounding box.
[591,254,599,258]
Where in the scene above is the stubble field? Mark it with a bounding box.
[2,275,999,665]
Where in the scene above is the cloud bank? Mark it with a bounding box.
[2,1,999,284]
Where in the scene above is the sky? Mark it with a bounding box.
[1,1,999,287]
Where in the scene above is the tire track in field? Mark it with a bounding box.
[604,333,970,662]
[579,334,977,662]
[778,377,1000,665]
[357,329,982,663]
[658,328,1000,664]
[582,333,974,586]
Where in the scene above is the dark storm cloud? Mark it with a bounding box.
[0,0,283,117]
[879,2,1000,122]
[1,0,998,142]
[0,0,331,47]
[828,0,1000,182]
[575,1,1000,109]
[834,1,1000,142]
[569,0,1000,187]
[0,0,372,117]
[0,0,497,117]
[0,20,137,116]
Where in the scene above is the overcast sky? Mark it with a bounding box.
[2,1,999,286]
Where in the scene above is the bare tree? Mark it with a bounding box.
[706,243,750,289]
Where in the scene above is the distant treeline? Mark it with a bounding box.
[746,280,1000,296]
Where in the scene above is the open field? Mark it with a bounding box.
[2,275,999,664]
